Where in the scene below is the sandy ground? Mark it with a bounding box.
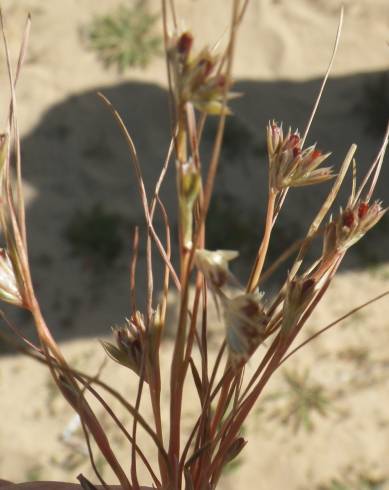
[0,0,389,488]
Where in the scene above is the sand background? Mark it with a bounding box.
[0,0,389,488]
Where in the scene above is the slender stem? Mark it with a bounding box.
[31,302,132,490]
[152,200,171,487]
[169,252,191,478]
[209,369,233,436]
[247,189,277,292]
[281,289,389,366]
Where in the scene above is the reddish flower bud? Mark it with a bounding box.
[287,133,300,149]
[217,74,227,88]
[293,146,301,158]
[311,149,322,160]
[198,57,214,77]
[270,123,282,143]
[358,201,369,219]
[177,32,193,57]
[301,278,316,296]
[342,209,355,228]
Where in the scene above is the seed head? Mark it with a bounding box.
[194,249,239,291]
[168,30,235,115]
[324,200,387,253]
[101,314,147,380]
[282,276,317,332]
[0,248,23,307]
[222,290,268,370]
[267,121,332,191]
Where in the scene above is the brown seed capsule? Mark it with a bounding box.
[101,315,147,380]
[194,249,239,291]
[282,276,317,333]
[285,133,300,150]
[177,32,193,57]
[342,209,355,228]
[358,201,369,219]
[224,437,247,464]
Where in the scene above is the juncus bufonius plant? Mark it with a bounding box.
[0,2,388,490]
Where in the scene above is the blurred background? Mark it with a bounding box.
[0,1,389,488]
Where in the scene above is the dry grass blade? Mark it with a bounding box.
[301,7,344,147]
[2,333,171,469]
[82,381,162,488]
[280,289,389,365]
[289,144,356,279]
[308,144,357,237]
[199,0,240,222]
[0,12,31,247]
[78,412,109,490]
[157,196,172,330]
[97,91,180,290]
[357,122,389,203]
[130,226,140,314]
[150,138,174,218]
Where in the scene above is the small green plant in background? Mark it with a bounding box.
[24,464,44,481]
[85,2,162,71]
[270,369,331,432]
[318,474,387,490]
[64,203,123,268]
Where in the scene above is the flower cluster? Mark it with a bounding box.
[195,249,268,369]
[267,121,332,191]
[222,291,268,369]
[323,200,387,254]
[282,276,317,333]
[168,31,234,115]
[101,313,146,380]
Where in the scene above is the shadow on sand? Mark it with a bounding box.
[2,69,388,346]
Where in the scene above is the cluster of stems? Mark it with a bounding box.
[1,2,388,490]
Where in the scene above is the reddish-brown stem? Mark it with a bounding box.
[209,369,234,436]
[30,300,132,490]
[281,289,389,366]
[212,188,279,445]
[168,253,191,486]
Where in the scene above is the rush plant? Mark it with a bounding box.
[0,2,388,490]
